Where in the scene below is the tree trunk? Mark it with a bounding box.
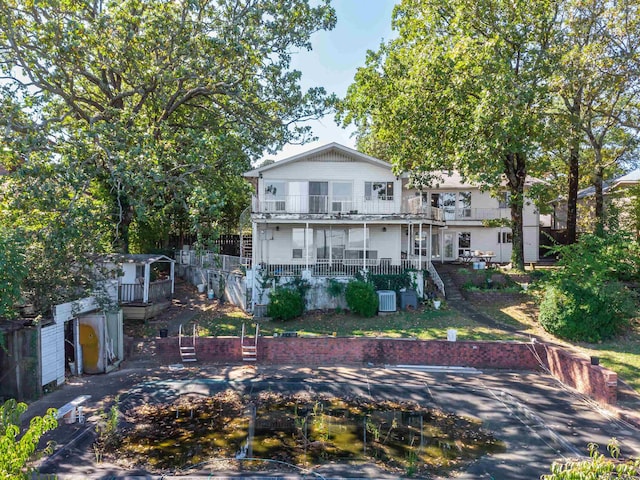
[505,152,526,270]
[594,163,605,236]
[566,94,582,244]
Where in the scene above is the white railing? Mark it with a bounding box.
[405,198,445,221]
[252,194,443,219]
[177,251,251,272]
[427,261,446,297]
[441,207,510,221]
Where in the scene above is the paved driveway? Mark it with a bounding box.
[31,364,640,479]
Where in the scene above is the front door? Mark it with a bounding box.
[443,232,456,260]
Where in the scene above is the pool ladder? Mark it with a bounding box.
[179,324,197,362]
[241,323,259,362]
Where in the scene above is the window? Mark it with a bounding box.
[331,182,353,212]
[348,227,369,249]
[365,181,394,201]
[264,180,286,211]
[414,232,428,257]
[292,228,313,258]
[314,228,348,260]
[442,192,456,220]
[498,192,510,209]
[458,192,472,217]
[457,232,471,257]
[498,231,513,243]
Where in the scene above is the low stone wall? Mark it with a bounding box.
[156,336,618,405]
[540,344,618,405]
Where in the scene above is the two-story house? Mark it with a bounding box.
[244,142,539,271]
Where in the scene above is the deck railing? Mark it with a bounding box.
[119,279,172,303]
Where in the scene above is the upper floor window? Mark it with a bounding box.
[264,180,286,212]
[499,192,511,209]
[458,192,472,217]
[365,181,394,201]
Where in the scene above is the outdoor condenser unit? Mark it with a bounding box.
[377,290,397,312]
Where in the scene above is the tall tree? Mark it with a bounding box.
[339,0,560,269]
[551,0,640,236]
[0,0,336,252]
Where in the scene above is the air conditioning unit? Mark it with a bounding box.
[377,290,397,313]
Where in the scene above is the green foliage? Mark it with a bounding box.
[368,272,412,294]
[0,399,57,479]
[267,287,305,321]
[338,0,563,270]
[539,232,639,342]
[539,282,635,342]
[0,0,337,311]
[542,439,640,479]
[345,280,379,318]
[326,278,346,298]
[0,229,27,319]
[94,398,120,463]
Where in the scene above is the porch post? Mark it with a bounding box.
[429,224,432,265]
[305,222,309,271]
[418,223,423,269]
[170,261,175,295]
[143,262,150,303]
[363,222,367,271]
[407,222,411,263]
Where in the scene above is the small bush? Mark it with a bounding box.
[539,282,635,342]
[267,288,304,321]
[345,280,379,317]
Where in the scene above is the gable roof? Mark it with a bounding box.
[244,142,392,177]
[551,168,640,203]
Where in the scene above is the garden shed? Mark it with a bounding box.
[41,296,124,388]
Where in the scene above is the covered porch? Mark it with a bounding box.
[102,254,176,321]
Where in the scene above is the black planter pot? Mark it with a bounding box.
[159,328,168,338]
[590,356,600,366]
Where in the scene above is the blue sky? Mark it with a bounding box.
[266,0,397,162]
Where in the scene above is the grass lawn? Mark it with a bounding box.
[474,296,640,392]
[188,290,640,393]
[190,305,522,342]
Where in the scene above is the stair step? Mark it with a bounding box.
[180,346,195,351]
[182,358,198,362]
[242,357,257,361]
[242,346,257,351]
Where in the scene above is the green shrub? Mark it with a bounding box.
[345,280,379,317]
[368,272,412,293]
[539,281,635,342]
[267,288,304,321]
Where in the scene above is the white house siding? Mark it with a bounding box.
[40,322,65,386]
[259,157,401,215]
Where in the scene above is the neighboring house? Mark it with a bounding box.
[241,143,539,312]
[550,169,640,233]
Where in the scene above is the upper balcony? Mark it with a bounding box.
[251,194,445,223]
[250,194,514,224]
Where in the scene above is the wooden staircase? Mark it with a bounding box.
[179,324,197,362]
[241,323,259,362]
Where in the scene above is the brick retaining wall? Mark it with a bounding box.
[155,336,617,404]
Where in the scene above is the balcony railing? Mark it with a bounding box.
[252,194,443,220]
[441,207,510,221]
